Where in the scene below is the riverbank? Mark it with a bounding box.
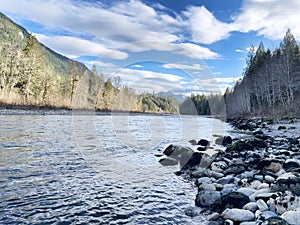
[159,117,300,225]
[0,103,179,116]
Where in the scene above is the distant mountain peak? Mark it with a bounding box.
[156,91,185,103]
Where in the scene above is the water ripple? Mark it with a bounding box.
[0,114,231,224]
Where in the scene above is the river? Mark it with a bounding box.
[0,111,233,224]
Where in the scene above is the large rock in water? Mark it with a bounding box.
[163,144,202,169]
[181,152,203,169]
[163,144,193,160]
[197,139,210,147]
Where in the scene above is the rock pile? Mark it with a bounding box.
[159,118,300,225]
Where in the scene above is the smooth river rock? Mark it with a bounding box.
[281,208,300,225]
[195,190,221,207]
[222,208,255,222]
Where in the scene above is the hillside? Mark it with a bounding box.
[0,13,178,113]
[0,12,91,108]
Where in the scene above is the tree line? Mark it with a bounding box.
[182,30,300,118]
[226,29,300,118]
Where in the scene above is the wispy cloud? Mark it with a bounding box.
[130,64,143,68]
[235,49,246,53]
[233,0,300,40]
[112,67,183,92]
[162,63,204,70]
[86,61,117,68]
[0,0,219,60]
[35,34,128,59]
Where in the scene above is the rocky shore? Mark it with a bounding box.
[159,118,300,225]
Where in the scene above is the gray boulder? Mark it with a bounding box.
[195,190,221,207]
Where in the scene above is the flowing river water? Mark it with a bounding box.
[0,112,234,224]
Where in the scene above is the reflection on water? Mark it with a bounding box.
[0,113,230,224]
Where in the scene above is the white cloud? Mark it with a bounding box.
[113,68,184,92]
[131,64,143,68]
[0,0,180,45]
[87,61,116,68]
[162,63,204,70]
[0,0,219,59]
[34,34,128,59]
[235,49,246,53]
[213,72,222,75]
[122,41,219,59]
[192,76,242,93]
[233,0,300,40]
[208,77,241,83]
[177,43,219,59]
[183,6,233,44]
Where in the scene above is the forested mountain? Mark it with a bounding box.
[226,30,300,118]
[0,13,178,113]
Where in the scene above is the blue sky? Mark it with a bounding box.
[1,0,299,95]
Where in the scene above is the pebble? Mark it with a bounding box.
[239,222,256,225]
[257,183,269,190]
[256,199,268,212]
[199,183,216,191]
[206,212,220,221]
[243,202,258,212]
[265,175,275,183]
[237,187,256,197]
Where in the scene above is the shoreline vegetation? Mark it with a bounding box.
[159,118,300,225]
[1,13,300,119]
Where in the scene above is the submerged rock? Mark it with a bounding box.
[197,139,210,147]
[163,144,193,160]
[189,139,197,145]
[184,206,202,217]
[278,126,287,130]
[159,157,178,166]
